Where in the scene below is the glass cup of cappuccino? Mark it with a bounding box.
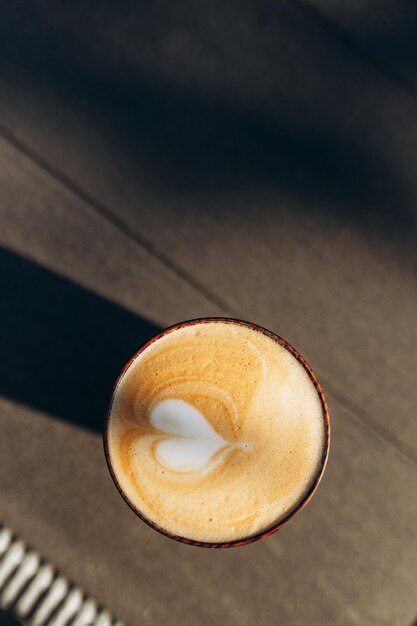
[104,318,330,548]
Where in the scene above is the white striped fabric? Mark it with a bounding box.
[0,526,124,626]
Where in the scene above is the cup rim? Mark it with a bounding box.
[103,317,330,548]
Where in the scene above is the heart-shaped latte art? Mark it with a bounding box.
[149,399,229,472]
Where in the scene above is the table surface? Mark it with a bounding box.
[1,2,417,625]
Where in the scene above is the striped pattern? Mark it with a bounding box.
[0,526,124,626]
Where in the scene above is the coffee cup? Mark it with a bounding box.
[104,318,330,547]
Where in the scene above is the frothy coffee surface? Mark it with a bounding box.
[107,320,326,543]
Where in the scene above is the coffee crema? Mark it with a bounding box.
[106,319,328,544]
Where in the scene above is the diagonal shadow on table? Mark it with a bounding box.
[1,0,416,241]
[0,246,160,432]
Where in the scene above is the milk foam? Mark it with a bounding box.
[107,320,327,543]
[150,399,230,472]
